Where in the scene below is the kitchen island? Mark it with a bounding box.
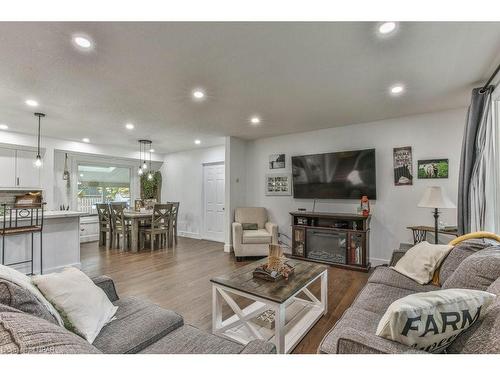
[1,210,86,274]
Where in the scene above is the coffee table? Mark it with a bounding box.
[210,258,328,354]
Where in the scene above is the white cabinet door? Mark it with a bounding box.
[15,150,41,188]
[0,148,16,187]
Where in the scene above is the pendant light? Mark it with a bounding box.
[138,140,153,176]
[147,142,153,180]
[34,112,45,167]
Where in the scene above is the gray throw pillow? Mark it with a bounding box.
[442,247,500,291]
[242,223,258,230]
[0,310,101,354]
[0,279,58,325]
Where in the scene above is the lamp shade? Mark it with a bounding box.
[418,186,456,209]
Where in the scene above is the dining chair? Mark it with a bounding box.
[139,203,173,251]
[96,203,112,249]
[168,202,180,246]
[109,203,131,250]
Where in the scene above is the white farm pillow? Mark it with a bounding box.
[32,267,118,343]
[391,241,453,284]
[376,289,495,353]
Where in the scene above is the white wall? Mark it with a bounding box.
[224,137,248,251]
[0,131,164,210]
[244,108,467,264]
[161,145,225,239]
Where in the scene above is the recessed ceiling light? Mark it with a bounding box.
[125,123,134,130]
[25,99,38,107]
[192,89,205,100]
[378,22,398,35]
[389,84,405,96]
[82,138,90,143]
[250,116,261,125]
[0,124,8,130]
[72,35,93,49]
[150,149,155,153]
[194,139,201,145]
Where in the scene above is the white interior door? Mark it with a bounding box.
[203,162,225,242]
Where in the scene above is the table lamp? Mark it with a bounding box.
[417,186,456,244]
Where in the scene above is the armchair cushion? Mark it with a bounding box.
[242,229,272,244]
[235,207,268,229]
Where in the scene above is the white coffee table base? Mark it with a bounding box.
[212,270,327,354]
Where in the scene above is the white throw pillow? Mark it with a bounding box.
[32,267,118,343]
[391,241,453,284]
[0,264,63,326]
[376,289,495,353]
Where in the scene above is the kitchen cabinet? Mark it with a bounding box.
[0,148,16,187]
[0,147,41,189]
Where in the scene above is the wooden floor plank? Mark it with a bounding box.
[80,237,369,354]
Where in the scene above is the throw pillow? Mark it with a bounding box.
[0,264,63,326]
[442,247,500,291]
[391,241,453,284]
[242,223,258,230]
[0,279,58,325]
[32,267,118,343]
[376,289,495,353]
[0,310,101,354]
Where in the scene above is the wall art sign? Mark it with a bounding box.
[393,146,413,186]
[265,173,292,196]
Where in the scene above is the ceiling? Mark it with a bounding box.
[1,22,500,153]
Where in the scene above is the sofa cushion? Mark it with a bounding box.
[242,229,272,244]
[438,239,494,285]
[235,207,268,229]
[442,247,500,291]
[352,282,417,315]
[0,308,101,354]
[319,307,423,354]
[0,279,58,325]
[447,279,500,354]
[368,267,440,293]
[140,324,244,354]
[92,296,183,354]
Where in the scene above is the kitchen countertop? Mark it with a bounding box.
[0,210,87,222]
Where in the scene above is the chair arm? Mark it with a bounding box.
[92,275,119,302]
[265,222,278,244]
[232,222,243,254]
[240,340,276,354]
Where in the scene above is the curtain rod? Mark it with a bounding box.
[481,62,500,92]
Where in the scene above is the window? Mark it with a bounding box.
[77,164,131,215]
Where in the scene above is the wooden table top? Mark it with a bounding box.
[210,257,327,304]
[406,225,458,235]
[123,210,153,218]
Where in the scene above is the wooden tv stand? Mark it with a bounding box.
[289,211,371,272]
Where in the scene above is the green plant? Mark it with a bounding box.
[141,171,162,200]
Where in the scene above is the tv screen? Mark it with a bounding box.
[292,149,376,199]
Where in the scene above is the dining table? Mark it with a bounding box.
[123,209,153,252]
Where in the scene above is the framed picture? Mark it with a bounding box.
[269,154,285,169]
[265,173,292,196]
[393,146,413,186]
[418,159,449,179]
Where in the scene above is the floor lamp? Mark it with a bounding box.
[417,186,456,244]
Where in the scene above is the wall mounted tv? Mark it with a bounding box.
[292,149,376,199]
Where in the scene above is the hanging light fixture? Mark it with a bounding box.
[34,112,45,167]
[138,140,153,176]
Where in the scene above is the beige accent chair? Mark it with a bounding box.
[232,207,278,261]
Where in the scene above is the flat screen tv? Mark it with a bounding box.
[292,149,376,199]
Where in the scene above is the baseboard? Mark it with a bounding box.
[224,244,232,253]
[178,231,201,240]
[369,257,390,267]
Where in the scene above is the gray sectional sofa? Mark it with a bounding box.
[319,239,500,354]
[0,274,276,354]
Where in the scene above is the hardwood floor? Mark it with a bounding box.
[80,237,370,354]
